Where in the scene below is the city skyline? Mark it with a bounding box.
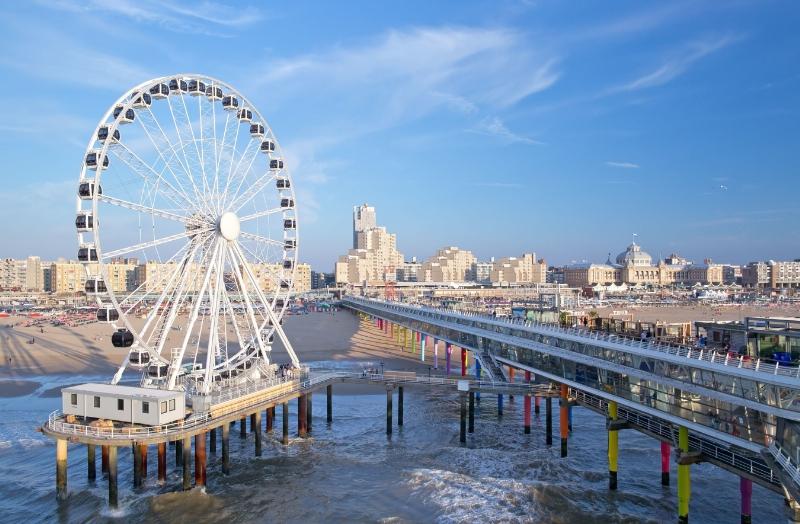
[1,1,799,269]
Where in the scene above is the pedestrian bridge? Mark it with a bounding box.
[342,296,800,507]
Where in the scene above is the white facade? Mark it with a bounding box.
[62,383,185,426]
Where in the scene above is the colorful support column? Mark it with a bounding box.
[508,367,515,401]
[158,442,167,482]
[461,348,467,377]
[740,477,752,524]
[524,371,532,434]
[282,402,289,445]
[266,407,274,433]
[559,384,568,457]
[411,331,416,353]
[222,424,231,475]
[102,445,109,476]
[661,442,670,486]
[445,343,452,376]
[608,401,619,490]
[195,432,206,487]
[87,444,96,482]
[141,444,147,480]
[209,426,217,453]
[678,426,690,524]
[568,404,573,432]
[420,333,426,362]
[534,395,541,415]
[433,338,438,369]
[56,438,68,501]
[498,394,504,417]
[250,413,257,433]
[108,446,118,509]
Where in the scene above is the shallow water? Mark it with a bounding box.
[0,373,786,523]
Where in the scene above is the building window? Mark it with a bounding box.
[117,398,124,411]
[169,399,176,411]
[94,396,100,408]
[142,402,150,414]
[70,393,78,406]
[161,401,167,414]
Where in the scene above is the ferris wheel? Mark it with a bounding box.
[75,74,299,394]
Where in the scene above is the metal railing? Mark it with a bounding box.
[347,297,800,380]
[769,441,800,488]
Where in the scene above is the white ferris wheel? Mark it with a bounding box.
[76,74,299,394]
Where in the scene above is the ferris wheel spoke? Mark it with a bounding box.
[168,238,220,389]
[238,206,283,224]
[216,111,239,200]
[225,246,268,362]
[231,172,278,213]
[108,141,195,211]
[165,94,213,216]
[200,241,227,390]
[117,240,194,313]
[97,193,198,225]
[135,107,198,206]
[238,231,284,248]
[101,229,210,261]
[225,138,261,210]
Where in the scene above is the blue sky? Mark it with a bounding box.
[0,0,798,270]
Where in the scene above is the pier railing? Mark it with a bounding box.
[347,297,800,380]
[769,441,800,487]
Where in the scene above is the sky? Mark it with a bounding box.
[0,0,798,271]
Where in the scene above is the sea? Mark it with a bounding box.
[0,371,787,523]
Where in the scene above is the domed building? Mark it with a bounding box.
[616,242,652,267]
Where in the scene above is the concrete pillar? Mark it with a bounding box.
[608,401,619,490]
[560,384,568,457]
[327,384,333,424]
[108,446,118,509]
[534,395,541,415]
[307,392,313,433]
[133,443,143,489]
[182,437,191,491]
[445,343,452,376]
[497,394,503,417]
[255,411,263,457]
[461,347,467,377]
[87,444,96,482]
[102,445,109,476]
[398,386,404,426]
[740,477,752,524]
[222,423,231,475]
[661,441,670,486]
[240,416,247,438]
[140,444,147,479]
[282,402,289,445]
[524,371,532,434]
[266,407,274,433]
[298,394,308,437]
[433,338,438,369]
[210,425,217,453]
[468,391,475,433]
[158,442,167,482]
[386,388,393,436]
[460,392,467,444]
[176,439,183,467]
[545,397,553,446]
[56,438,68,501]
[195,432,206,487]
[678,426,690,523]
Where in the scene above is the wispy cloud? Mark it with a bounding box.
[255,26,559,124]
[41,0,262,35]
[471,117,542,145]
[605,161,639,169]
[616,34,740,92]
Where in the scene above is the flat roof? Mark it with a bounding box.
[62,383,182,400]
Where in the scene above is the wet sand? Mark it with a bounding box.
[0,380,40,397]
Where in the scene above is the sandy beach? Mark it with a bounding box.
[0,310,463,396]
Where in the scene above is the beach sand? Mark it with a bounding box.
[593,303,800,324]
[0,311,464,391]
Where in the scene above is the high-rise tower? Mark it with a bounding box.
[352,203,376,249]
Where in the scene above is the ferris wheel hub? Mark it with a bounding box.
[218,211,241,241]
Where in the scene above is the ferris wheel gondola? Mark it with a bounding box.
[75,74,300,394]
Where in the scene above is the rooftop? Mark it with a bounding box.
[62,383,182,400]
